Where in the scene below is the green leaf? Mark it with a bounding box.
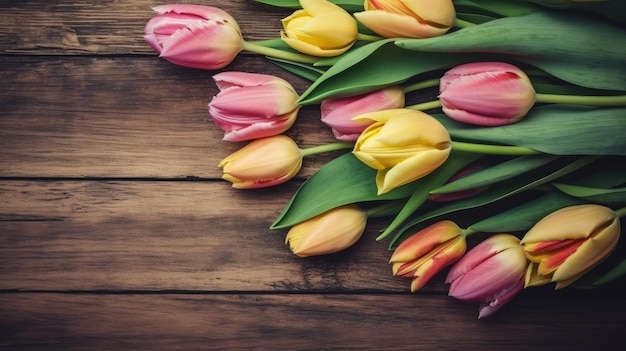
[270,153,421,230]
[395,11,626,91]
[297,40,480,105]
[552,183,626,206]
[454,0,539,17]
[524,0,626,26]
[252,0,364,11]
[594,259,626,286]
[268,58,325,82]
[388,156,598,248]
[468,191,583,233]
[377,151,482,240]
[434,105,626,156]
[468,160,626,232]
[430,154,560,194]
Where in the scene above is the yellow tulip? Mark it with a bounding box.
[354,0,455,39]
[281,0,358,57]
[285,205,367,257]
[218,135,302,189]
[521,204,621,289]
[352,109,451,195]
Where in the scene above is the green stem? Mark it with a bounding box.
[406,100,442,111]
[454,18,476,28]
[242,40,319,64]
[365,201,404,218]
[403,78,440,93]
[615,206,626,218]
[452,141,540,155]
[461,228,479,237]
[357,33,384,42]
[535,93,626,106]
[300,142,354,157]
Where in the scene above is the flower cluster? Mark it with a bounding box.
[145,0,626,318]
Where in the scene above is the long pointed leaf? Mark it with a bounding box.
[388,156,598,248]
[377,151,482,240]
[395,12,626,91]
[271,153,422,229]
[297,40,482,105]
[434,106,626,156]
[430,154,560,194]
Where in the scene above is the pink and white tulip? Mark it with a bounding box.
[209,72,301,142]
[321,86,405,141]
[144,4,243,70]
[446,234,527,319]
[439,62,536,126]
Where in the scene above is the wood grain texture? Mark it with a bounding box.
[0,0,288,54]
[1,0,624,349]
[0,55,340,178]
[1,293,625,350]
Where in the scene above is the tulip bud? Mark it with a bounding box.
[446,234,527,319]
[354,0,455,39]
[144,4,243,70]
[320,86,405,141]
[218,135,302,189]
[281,0,358,57]
[390,220,467,292]
[352,109,451,195]
[521,204,621,289]
[285,205,367,257]
[209,72,301,141]
[438,62,536,126]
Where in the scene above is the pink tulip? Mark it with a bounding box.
[144,4,243,70]
[446,234,527,318]
[439,62,536,126]
[209,72,301,141]
[320,86,405,141]
[390,220,467,292]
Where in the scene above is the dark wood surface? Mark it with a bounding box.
[1,1,624,349]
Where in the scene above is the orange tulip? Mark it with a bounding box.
[390,220,467,291]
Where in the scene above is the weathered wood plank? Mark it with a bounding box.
[0,55,341,178]
[0,180,415,292]
[1,293,624,350]
[0,0,289,54]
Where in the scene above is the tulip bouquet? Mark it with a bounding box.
[145,0,626,318]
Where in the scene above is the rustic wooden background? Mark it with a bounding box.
[1,0,624,349]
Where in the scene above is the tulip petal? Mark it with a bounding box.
[355,10,449,39]
[477,279,524,319]
[159,21,242,70]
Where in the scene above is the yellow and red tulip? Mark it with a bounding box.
[321,85,405,141]
[390,220,467,292]
[209,72,300,141]
[521,204,621,289]
[352,109,451,195]
[446,234,527,318]
[285,205,368,257]
[439,62,536,126]
[354,0,455,39]
[281,0,358,57]
[218,135,302,189]
[144,4,243,70]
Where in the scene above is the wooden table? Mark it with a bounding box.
[1,1,624,349]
